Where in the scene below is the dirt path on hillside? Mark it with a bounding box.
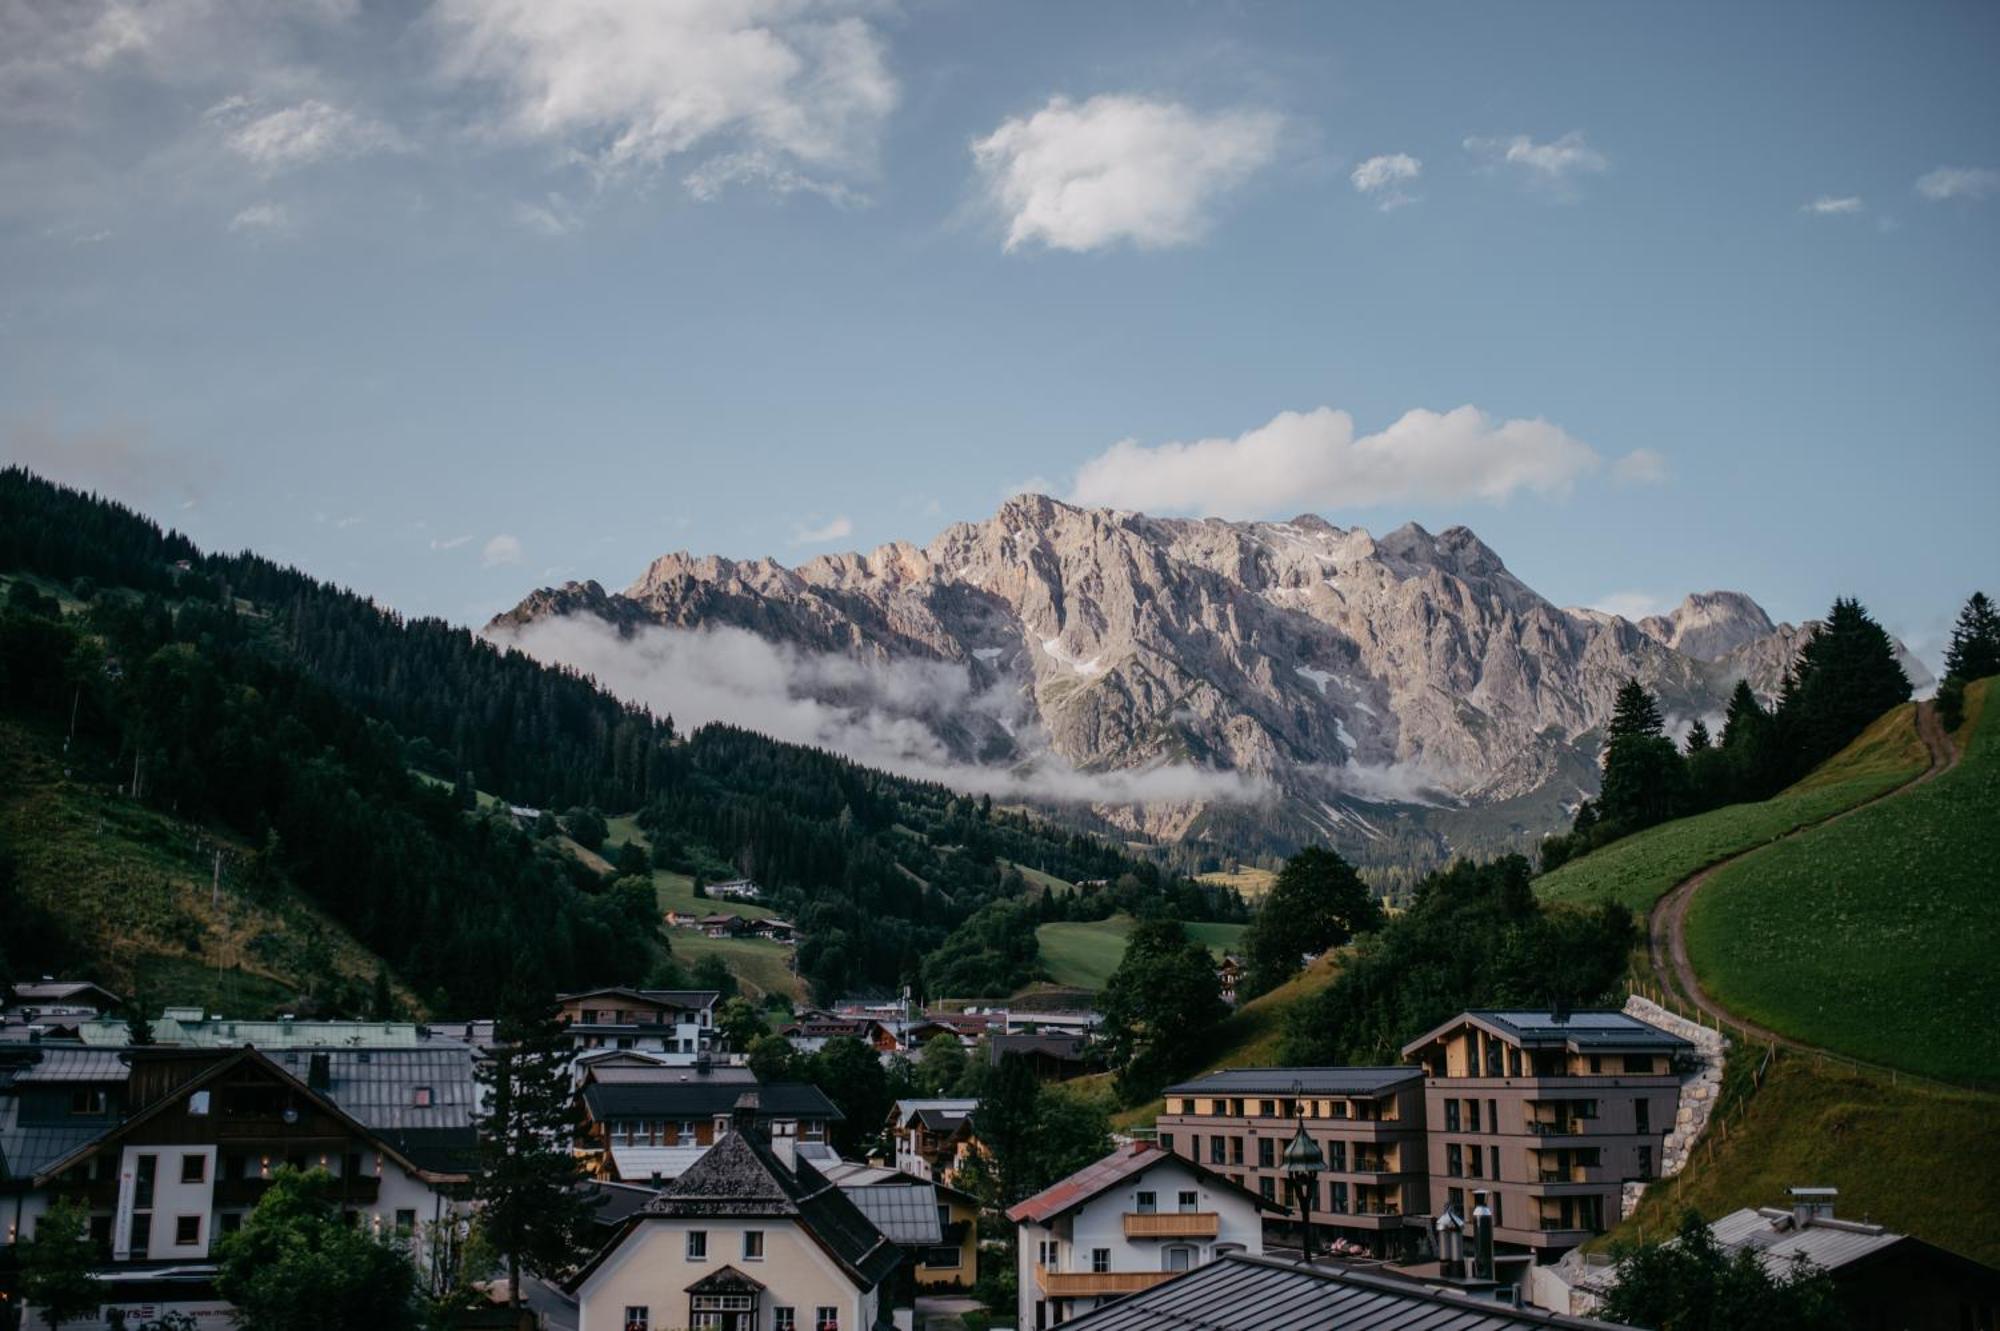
[1648,700,1960,1058]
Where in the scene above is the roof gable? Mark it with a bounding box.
[1006,1142,1279,1225]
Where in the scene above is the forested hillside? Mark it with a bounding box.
[0,468,1235,1009]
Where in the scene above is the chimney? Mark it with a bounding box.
[1788,1186,1837,1228]
[307,1052,331,1091]
[1471,1189,1495,1283]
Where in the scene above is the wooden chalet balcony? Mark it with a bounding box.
[1123,1211,1219,1239]
[1035,1267,1180,1298]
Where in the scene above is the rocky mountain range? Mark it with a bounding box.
[488,495,1929,869]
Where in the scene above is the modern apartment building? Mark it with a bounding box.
[1153,1067,1428,1257]
[1399,1010,1689,1256]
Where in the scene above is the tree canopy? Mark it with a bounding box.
[213,1168,419,1331]
[1599,1209,1845,1330]
[1240,847,1383,1000]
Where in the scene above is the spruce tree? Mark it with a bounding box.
[1597,679,1685,834]
[1944,591,2000,682]
[1684,719,1712,754]
[1784,598,1911,774]
[475,976,599,1309]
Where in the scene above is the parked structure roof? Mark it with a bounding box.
[1060,1252,1634,1331]
[1165,1066,1421,1096]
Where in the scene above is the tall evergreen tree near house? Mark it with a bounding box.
[1944,591,2000,683]
[1239,846,1383,1000]
[20,1196,100,1330]
[124,988,156,1047]
[1784,598,1910,773]
[1595,679,1686,834]
[475,978,600,1309]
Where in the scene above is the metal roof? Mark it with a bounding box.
[1060,1253,1634,1331]
[1706,1207,1905,1274]
[842,1182,943,1246]
[282,1048,480,1131]
[1166,1066,1421,1096]
[8,1048,131,1082]
[1007,1141,1277,1226]
[0,1090,113,1180]
[584,1080,841,1122]
[586,1064,757,1087]
[608,1143,712,1182]
[75,1016,457,1049]
[1402,1010,1691,1058]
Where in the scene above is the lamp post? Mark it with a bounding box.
[1283,1116,1326,1263]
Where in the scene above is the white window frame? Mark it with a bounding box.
[686,1229,707,1261]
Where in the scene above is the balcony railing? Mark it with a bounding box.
[1352,1203,1401,1217]
[1124,1212,1219,1239]
[1526,1121,1586,1136]
[1035,1267,1180,1298]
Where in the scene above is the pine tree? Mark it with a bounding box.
[1944,591,2000,682]
[474,978,600,1308]
[1597,680,1685,834]
[1784,598,1911,774]
[1684,720,1712,754]
[1608,678,1666,740]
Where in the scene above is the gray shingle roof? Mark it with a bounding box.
[1165,1067,1420,1096]
[1061,1253,1632,1331]
[1471,1011,1690,1049]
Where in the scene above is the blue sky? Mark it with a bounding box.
[2,0,1995,664]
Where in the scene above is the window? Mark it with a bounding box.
[1488,1099,1497,1133]
[1468,1145,1483,1178]
[1624,1054,1653,1074]
[1188,1133,1200,1161]
[743,1230,765,1260]
[180,1153,207,1184]
[1091,1248,1109,1274]
[188,1090,211,1116]
[1446,1144,1462,1178]
[412,1087,433,1108]
[1256,1138,1274,1169]
[135,1154,158,1208]
[815,1307,839,1331]
[1489,1145,1499,1179]
[1164,1246,1193,1273]
[1467,1099,1481,1133]
[1589,1055,1603,1075]
[686,1230,707,1261]
[1257,1177,1275,1202]
[624,1307,650,1331]
[1177,1191,1198,1213]
[1207,1137,1224,1166]
[127,1211,148,1259]
[679,1121,698,1146]
[1135,1191,1157,1214]
[1229,1136,1243,1166]
[395,1209,417,1235]
[1038,1239,1059,1270]
[1636,1098,1651,1134]
[69,1088,108,1116]
[1637,1145,1654,1181]
[1328,1181,1348,1214]
[1444,1099,1460,1132]
[1158,1132,1174,1154]
[1446,1186,1464,1214]
[174,1215,201,1246]
[774,1309,796,1331]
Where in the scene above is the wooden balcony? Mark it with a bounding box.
[1123,1211,1219,1239]
[1034,1267,1180,1298]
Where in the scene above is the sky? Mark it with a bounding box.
[2,0,1996,667]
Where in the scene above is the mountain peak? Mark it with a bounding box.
[1638,590,1776,661]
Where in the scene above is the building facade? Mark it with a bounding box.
[1006,1142,1271,1330]
[1399,1010,1688,1256]
[556,987,721,1062]
[887,1099,979,1183]
[1154,1067,1427,1257]
[579,1065,841,1183]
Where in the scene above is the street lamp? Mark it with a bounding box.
[1283,1115,1326,1263]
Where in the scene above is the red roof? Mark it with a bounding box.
[1006,1142,1284,1226]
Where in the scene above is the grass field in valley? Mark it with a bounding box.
[1685,681,1997,1083]
[669,933,801,1003]
[1611,1046,2000,1267]
[1535,701,1929,917]
[1034,914,1248,991]
[601,815,778,921]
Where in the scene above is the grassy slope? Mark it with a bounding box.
[1000,860,1078,895]
[1034,915,1249,991]
[1536,702,1928,916]
[669,934,801,1003]
[602,814,778,921]
[1,715,418,1015]
[1614,1050,2000,1267]
[1196,866,1278,898]
[1687,681,1998,1083]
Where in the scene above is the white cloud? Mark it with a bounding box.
[683,150,863,206]
[513,192,582,236]
[433,0,897,194]
[971,94,1282,252]
[1612,448,1668,485]
[1802,194,1863,215]
[482,533,523,566]
[207,96,406,172]
[1464,130,1607,193]
[1067,405,1601,516]
[1916,166,2000,202]
[1350,152,1421,210]
[227,201,291,232]
[792,515,854,544]
[430,533,474,551]
[489,616,1271,808]
[1590,591,1672,621]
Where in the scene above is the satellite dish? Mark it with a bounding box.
[282,1106,300,1125]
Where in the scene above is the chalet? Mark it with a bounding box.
[556,987,721,1063]
[781,1016,895,1057]
[1007,1141,1273,1331]
[1,979,124,1043]
[986,1032,1094,1083]
[887,1099,981,1185]
[8,1045,474,1328]
[579,1065,842,1183]
[570,1104,902,1331]
[750,918,799,944]
[707,879,764,903]
[1215,955,1243,1007]
[699,914,750,938]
